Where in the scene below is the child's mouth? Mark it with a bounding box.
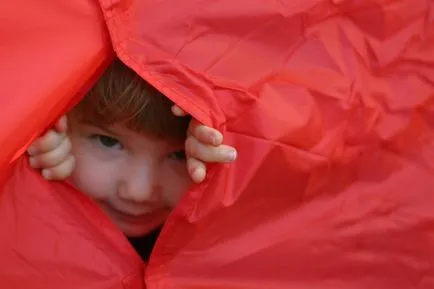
[104,204,169,225]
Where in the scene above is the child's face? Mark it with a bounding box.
[67,118,191,237]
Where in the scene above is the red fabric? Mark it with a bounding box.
[0,1,143,288]
[1,0,434,288]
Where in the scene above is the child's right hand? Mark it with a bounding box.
[172,105,237,183]
[27,116,75,180]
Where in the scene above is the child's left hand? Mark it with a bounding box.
[172,105,237,183]
[27,116,75,180]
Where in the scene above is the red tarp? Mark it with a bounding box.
[1,0,433,288]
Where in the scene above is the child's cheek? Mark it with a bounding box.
[161,163,191,208]
[70,142,118,202]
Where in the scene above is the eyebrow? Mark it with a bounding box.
[80,119,120,137]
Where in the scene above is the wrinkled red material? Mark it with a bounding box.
[1,0,434,288]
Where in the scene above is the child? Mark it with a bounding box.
[26,58,237,260]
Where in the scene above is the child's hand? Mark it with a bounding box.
[172,105,237,183]
[27,116,75,180]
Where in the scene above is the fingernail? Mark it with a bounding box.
[172,105,185,116]
[210,131,223,146]
[211,135,219,146]
[27,145,37,155]
[193,168,206,183]
[29,157,37,167]
[42,169,52,180]
[226,149,237,161]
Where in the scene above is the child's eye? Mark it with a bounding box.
[167,150,186,162]
[90,134,122,149]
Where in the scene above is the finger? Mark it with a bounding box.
[186,136,237,163]
[27,130,66,155]
[54,115,68,133]
[42,155,75,180]
[187,157,206,183]
[29,136,72,169]
[171,105,188,117]
[190,123,223,146]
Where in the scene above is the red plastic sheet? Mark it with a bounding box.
[1,0,434,288]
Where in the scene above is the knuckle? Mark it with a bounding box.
[40,130,62,150]
[62,136,72,152]
[195,124,208,137]
[208,147,222,162]
[191,141,206,159]
[50,169,67,180]
[188,119,200,132]
[41,143,70,166]
[194,144,214,162]
[186,157,196,170]
[196,125,208,140]
[43,152,62,166]
[185,137,195,157]
[52,156,75,179]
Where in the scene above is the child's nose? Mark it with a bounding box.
[117,162,161,204]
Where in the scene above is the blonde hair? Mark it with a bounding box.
[71,58,190,139]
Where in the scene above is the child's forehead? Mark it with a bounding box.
[69,85,190,141]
